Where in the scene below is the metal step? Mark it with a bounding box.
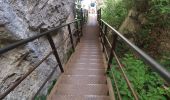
[56,84,109,95]
[71,58,104,63]
[60,75,107,84]
[68,63,105,69]
[51,95,110,100]
[48,15,112,100]
[65,68,105,75]
[74,56,104,61]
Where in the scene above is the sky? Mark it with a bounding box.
[81,0,96,9]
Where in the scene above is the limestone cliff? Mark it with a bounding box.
[0,0,76,99]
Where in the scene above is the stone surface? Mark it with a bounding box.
[119,9,141,34]
[0,0,76,99]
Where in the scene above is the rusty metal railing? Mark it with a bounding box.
[97,8,170,100]
[0,19,83,99]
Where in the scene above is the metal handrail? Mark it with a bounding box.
[97,8,170,100]
[0,51,53,99]
[0,19,83,99]
[0,19,81,54]
[100,19,170,82]
[32,64,58,99]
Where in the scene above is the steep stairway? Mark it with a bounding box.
[48,14,112,100]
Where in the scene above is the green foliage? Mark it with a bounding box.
[160,52,170,71]
[135,0,170,53]
[115,41,129,56]
[135,25,155,49]
[66,48,74,62]
[47,79,57,95]
[109,53,170,100]
[147,0,170,28]
[34,79,57,100]
[76,9,82,19]
[109,59,133,100]
[103,0,170,99]
[102,0,132,29]
[34,95,46,100]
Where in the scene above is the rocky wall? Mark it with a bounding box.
[0,0,76,99]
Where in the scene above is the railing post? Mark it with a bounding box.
[81,8,84,24]
[103,25,107,52]
[99,21,102,37]
[99,21,102,43]
[97,9,99,21]
[99,19,101,27]
[46,34,64,73]
[67,24,75,52]
[99,8,101,21]
[80,19,83,37]
[100,22,104,51]
[76,21,80,43]
[107,33,118,71]
[97,9,102,30]
[101,21,104,29]
[100,9,102,25]
[101,21,104,37]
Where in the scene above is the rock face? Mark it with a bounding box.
[118,8,170,58]
[0,0,76,99]
[0,26,19,48]
[0,0,74,38]
[119,9,145,34]
[96,0,104,9]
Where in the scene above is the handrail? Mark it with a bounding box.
[0,51,53,99]
[0,19,81,55]
[97,8,170,100]
[0,18,83,99]
[32,64,58,99]
[100,19,170,82]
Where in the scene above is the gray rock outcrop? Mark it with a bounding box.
[0,0,76,99]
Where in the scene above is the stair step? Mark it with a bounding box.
[76,55,103,60]
[56,84,109,95]
[67,64,105,69]
[77,51,101,54]
[60,75,107,84]
[65,68,105,75]
[71,60,104,64]
[75,52,102,56]
[73,58,104,61]
[51,95,110,100]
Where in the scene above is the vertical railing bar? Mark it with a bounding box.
[102,24,105,52]
[80,19,83,37]
[101,24,105,52]
[111,69,122,100]
[113,51,138,100]
[32,64,58,99]
[99,19,102,29]
[97,9,99,21]
[99,21,102,44]
[100,8,101,20]
[99,21,102,42]
[46,34,64,73]
[68,24,75,52]
[80,8,84,37]
[0,51,53,99]
[99,21,102,37]
[104,46,109,60]
[108,33,118,70]
[103,25,107,52]
[105,35,112,48]
[76,21,80,43]
[81,8,84,24]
